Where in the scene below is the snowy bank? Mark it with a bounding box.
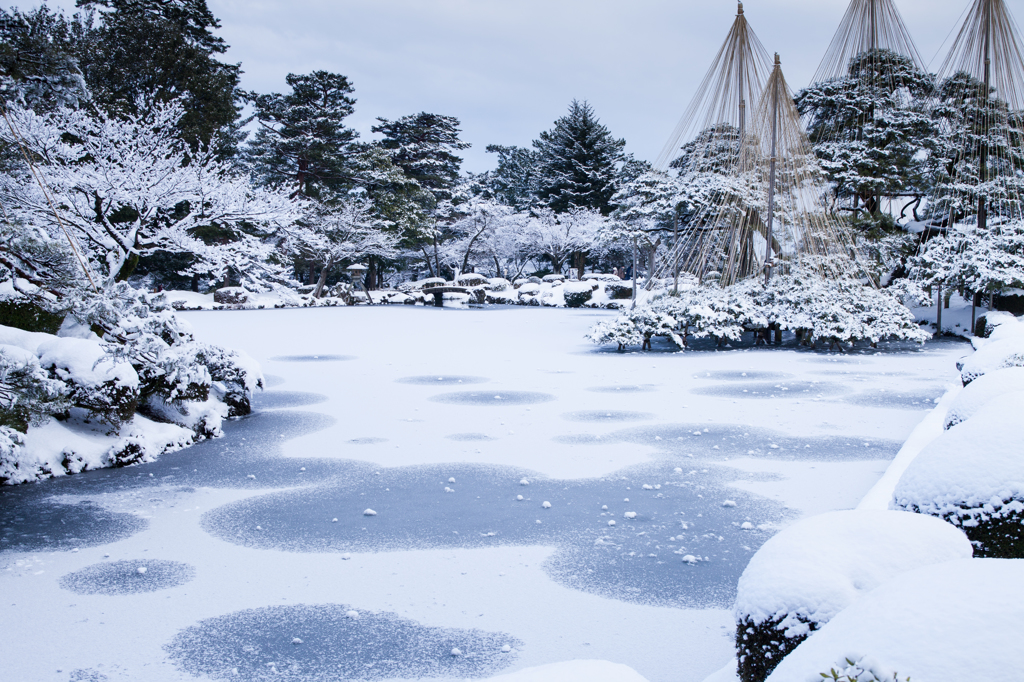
[763,559,1024,682]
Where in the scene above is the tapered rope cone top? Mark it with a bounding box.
[813,0,926,84]
[653,2,774,172]
[927,0,1024,229]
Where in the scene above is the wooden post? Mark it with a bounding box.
[764,54,781,286]
[936,284,943,336]
[631,237,638,310]
[979,0,992,235]
[673,208,680,294]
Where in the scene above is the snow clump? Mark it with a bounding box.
[943,367,1024,429]
[363,509,377,516]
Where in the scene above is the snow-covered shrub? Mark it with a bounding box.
[213,287,249,305]
[893,396,1024,557]
[734,510,971,682]
[563,281,596,308]
[974,310,1020,338]
[456,273,488,286]
[0,344,70,431]
[582,273,621,282]
[0,425,29,484]
[762,559,1023,682]
[943,367,1024,429]
[542,274,565,283]
[605,282,633,300]
[817,658,909,682]
[517,283,541,298]
[37,336,140,427]
[958,337,1024,385]
[587,317,644,351]
[487,277,511,292]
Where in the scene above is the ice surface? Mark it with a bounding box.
[253,391,329,410]
[60,559,195,595]
[586,385,659,393]
[691,381,849,399]
[165,604,522,681]
[429,391,556,406]
[270,355,355,362]
[397,376,490,385]
[446,433,498,442]
[561,410,655,422]
[485,659,650,681]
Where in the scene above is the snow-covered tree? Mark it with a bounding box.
[0,6,89,112]
[287,198,398,298]
[245,71,358,198]
[372,112,470,205]
[0,101,296,288]
[533,100,626,215]
[525,206,605,276]
[484,144,537,210]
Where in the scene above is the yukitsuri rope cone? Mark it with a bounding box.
[649,3,863,290]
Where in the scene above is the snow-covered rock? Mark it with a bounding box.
[763,559,1024,682]
[943,367,1024,429]
[734,510,971,682]
[958,336,1024,384]
[893,396,1024,557]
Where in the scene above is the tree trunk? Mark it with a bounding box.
[367,256,377,292]
[190,273,200,293]
[313,259,333,298]
[493,256,503,280]
[115,251,140,283]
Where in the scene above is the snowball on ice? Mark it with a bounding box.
[624,512,637,519]
[893,395,1024,520]
[137,567,147,574]
[682,555,698,565]
[345,610,359,619]
[291,638,303,645]
[608,520,616,527]
[516,495,523,501]
[449,477,456,483]
[450,648,462,656]
[735,510,972,629]
[722,500,737,508]
[519,478,530,486]
[763,559,1024,682]
[542,501,551,509]
[943,367,1024,429]
[959,337,1024,384]
[363,509,377,516]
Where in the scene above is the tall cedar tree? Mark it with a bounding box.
[372,112,470,205]
[244,71,359,199]
[74,0,242,153]
[532,100,626,215]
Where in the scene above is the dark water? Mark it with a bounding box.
[60,559,196,595]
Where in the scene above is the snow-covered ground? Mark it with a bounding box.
[0,307,968,682]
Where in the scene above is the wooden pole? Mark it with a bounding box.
[936,284,943,336]
[631,237,638,310]
[764,54,781,286]
[673,208,680,294]
[979,0,992,235]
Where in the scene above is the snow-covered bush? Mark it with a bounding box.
[943,367,1024,429]
[0,344,70,431]
[734,510,971,682]
[893,396,1024,557]
[586,317,644,351]
[763,559,1024,682]
[958,336,1024,384]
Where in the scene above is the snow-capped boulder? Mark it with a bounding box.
[563,281,596,308]
[943,367,1024,429]
[958,336,1024,384]
[487,278,511,292]
[213,287,249,305]
[517,283,541,297]
[455,273,488,286]
[763,559,1024,682]
[734,510,971,682]
[975,310,1021,338]
[893,396,1024,557]
[542,274,565,283]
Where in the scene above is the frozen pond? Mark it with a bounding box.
[0,306,968,682]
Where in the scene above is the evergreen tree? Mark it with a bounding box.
[74,0,241,152]
[244,71,359,199]
[0,6,88,112]
[532,100,626,215]
[372,112,470,205]
[485,144,537,210]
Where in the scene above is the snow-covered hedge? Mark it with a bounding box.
[893,395,1024,558]
[958,336,1024,385]
[733,510,971,682]
[762,559,1024,682]
[943,367,1024,429]
[0,285,262,485]
[589,272,929,352]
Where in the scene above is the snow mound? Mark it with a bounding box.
[893,396,1024,556]
[763,559,1024,682]
[483,660,650,682]
[943,367,1024,429]
[959,336,1024,385]
[736,510,971,627]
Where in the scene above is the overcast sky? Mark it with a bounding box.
[27,0,1021,172]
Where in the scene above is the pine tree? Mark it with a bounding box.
[532,100,626,215]
[796,49,935,230]
[244,71,359,199]
[372,112,470,205]
[74,0,242,152]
